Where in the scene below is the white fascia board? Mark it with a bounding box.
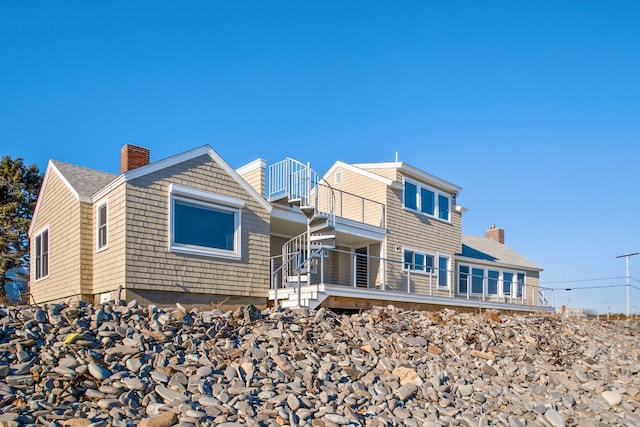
[170,183,246,208]
[29,161,53,236]
[49,161,84,201]
[271,204,307,224]
[91,175,125,202]
[454,255,544,273]
[236,158,266,176]
[355,161,462,195]
[334,217,386,241]
[118,145,272,212]
[399,163,462,194]
[29,161,85,236]
[323,161,396,187]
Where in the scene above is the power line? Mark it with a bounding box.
[540,276,626,285]
[552,284,627,291]
[550,283,640,291]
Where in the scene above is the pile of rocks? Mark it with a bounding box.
[0,301,639,427]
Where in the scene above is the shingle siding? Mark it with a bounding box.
[330,164,462,297]
[124,155,271,299]
[93,183,127,298]
[30,171,85,303]
[329,166,387,228]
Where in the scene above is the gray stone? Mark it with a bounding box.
[601,390,622,406]
[88,362,111,380]
[544,408,566,427]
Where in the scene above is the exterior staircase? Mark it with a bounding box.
[269,159,336,308]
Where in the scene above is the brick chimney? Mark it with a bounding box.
[485,224,505,244]
[120,144,150,173]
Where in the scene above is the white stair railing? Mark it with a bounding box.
[268,158,336,228]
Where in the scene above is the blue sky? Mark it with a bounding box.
[2,1,639,314]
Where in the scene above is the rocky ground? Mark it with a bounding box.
[0,301,639,427]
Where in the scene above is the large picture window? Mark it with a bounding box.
[169,184,244,259]
[34,227,49,280]
[97,201,108,251]
[403,178,452,222]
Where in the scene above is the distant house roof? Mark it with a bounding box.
[51,160,117,200]
[459,234,543,272]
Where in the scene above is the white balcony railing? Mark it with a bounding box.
[271,248,554,309]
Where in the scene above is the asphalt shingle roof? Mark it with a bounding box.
[460,234,543,271]
[51,160,117,199]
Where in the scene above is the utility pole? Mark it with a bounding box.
[616,252,639,319]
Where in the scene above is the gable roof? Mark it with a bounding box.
[323,161,397,187]
[51,160,117,201]
[92,145,272,212]
[29,160,118,235]
[353,161,462,195]
[31,145,272,234]
[459,234,543,272]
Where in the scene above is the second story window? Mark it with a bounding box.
[403,178,451,222]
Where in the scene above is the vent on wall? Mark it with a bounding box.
[335,170,343,185]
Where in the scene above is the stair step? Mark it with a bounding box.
[285,275,309,283]
[280,299,303,308]
[289,291,318,300]
[309,234,336,242]
[310,244,335,251]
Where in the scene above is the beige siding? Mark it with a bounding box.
[238,165,265,197]
[80,202,93,298]
[29,172,85,303]
[270,235,288,258]
[356,167,397,181]
[329,166,387,228]
[124,155,271,299]
[331,164,462,296]
[382,168,462,297]
[92,183,127,297]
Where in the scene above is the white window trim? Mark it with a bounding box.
[402,177,452,223]
[402,246,437,276]
[96,198,109,253]
[34,225,50,282]
[402,247,452,290]
[458,264,489,296]
[457,263,526,298]
[168,184,243,260]
[437,254,451,289]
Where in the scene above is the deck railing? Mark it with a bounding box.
[271,247,555,309]
[268,158,386,228]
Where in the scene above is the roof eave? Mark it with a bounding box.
[455,255,544,272]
